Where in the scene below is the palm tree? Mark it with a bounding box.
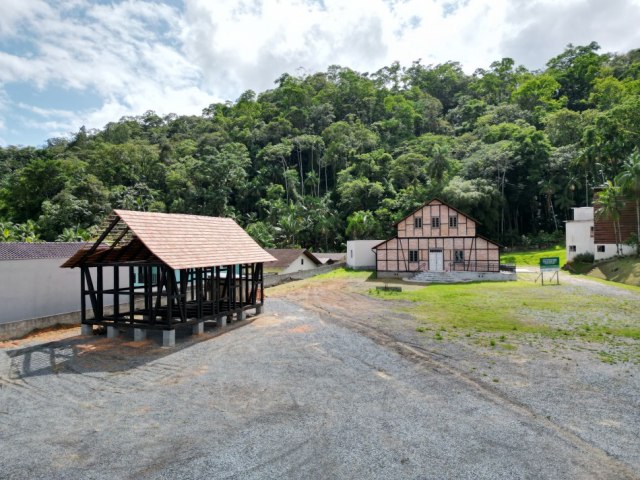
[616,151,640,254]
[596,181,624,255]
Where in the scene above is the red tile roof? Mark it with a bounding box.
[62,210,276,269]
[0,242,93,261]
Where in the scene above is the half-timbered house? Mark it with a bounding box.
[373,199,501,278]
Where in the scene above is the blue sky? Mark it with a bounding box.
[1,0,640,147]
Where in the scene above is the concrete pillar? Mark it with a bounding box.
[162,330,175,347]
[192,322,204,335]
[133,328,147,342]
[219,316,227,328]
[255,305,263,315]
[80,324,93,336]
[107,326,119,339]
[238,311,246,321]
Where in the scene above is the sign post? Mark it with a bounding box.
[536,257,560,285]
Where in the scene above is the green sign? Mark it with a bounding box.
[540,257,560,271]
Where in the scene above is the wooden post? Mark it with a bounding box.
[97,266,103,322]
[129,266,135,323]
[81,265,86,324]
[113,266,119,322]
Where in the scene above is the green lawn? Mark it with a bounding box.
[369,280,640,362]
[500,245,566,267]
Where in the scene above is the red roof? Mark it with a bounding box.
[62,210,276,269]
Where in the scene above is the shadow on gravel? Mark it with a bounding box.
[5,319,251,380]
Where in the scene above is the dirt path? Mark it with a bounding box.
[270,278,640,477]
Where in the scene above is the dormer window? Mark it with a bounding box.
[431,217,440,228]
[414,217,423,228]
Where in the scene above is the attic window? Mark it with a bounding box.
[431,217,440,228]
[301,258,304,265]
[449,216,458,228]
[414,217,423,228]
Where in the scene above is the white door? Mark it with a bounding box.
[429,249,444,271]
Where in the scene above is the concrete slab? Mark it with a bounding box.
[107,326,118,339]
[162,330,175,347]
[133,328,146,342]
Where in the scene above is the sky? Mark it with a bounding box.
[1,0,639,147]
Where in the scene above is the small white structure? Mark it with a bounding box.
[347,240,382,270]
[264,249,323,274]
[566,207,595,261]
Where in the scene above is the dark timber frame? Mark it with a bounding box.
[79,263,264,331]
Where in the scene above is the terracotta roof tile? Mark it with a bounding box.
[62,210,276,269]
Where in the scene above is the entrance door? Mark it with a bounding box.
[429,249,444,271]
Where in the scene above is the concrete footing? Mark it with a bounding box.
[107,326,119,339]
[219,316,227,328]
[162,330,175,347]
[81,324,93,336]
[238,311,246,321]
[256,305,263,315]
[133,328,147,341]
[192,322,204,335]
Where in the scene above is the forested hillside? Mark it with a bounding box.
[2,42,640,251]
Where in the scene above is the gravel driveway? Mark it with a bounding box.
[0,296,637,479]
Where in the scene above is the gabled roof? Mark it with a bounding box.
[264,248,322,268]
[314,252,346,264]
[394,198,482,227]
[0,242,93,261]
[62,210,276,270]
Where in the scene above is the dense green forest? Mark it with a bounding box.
[2,42,640,251]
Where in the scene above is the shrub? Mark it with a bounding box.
[573,252,594,263]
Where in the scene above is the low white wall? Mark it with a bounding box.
[0,259,124,325]
[347,240,382,269]
[594,243,635,261]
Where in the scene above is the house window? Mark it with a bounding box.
[409,250,419,262]
[597,245,605,252]
[350,250,353,258]
[454,250,464,262]
[431,217,440,228]
[569,245,577,252]
[301,258,304,265]
[449,216,458,228]
[590,226,594,238]
[414,217,423,228]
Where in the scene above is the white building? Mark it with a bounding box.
[566,207,595,261]
[566,206,635,261]
[346,240,382,269]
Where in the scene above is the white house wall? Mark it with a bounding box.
[0,259,125,324]
[347,240,382,269]
[566,220,594,261]
[280,254,320,275]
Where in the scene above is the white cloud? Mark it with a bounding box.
[1,0,640,145]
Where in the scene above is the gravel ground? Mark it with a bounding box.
[0,292,637,479]
[272,272,640,478]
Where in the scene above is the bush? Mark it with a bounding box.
[573,252,594,263]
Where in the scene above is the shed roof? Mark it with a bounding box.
[62,210,276,270]
[264,249,322,268]
[0,242,92,261]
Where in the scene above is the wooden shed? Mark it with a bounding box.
[62,210,276,346]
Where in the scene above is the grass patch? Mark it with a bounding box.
[314,268,373,280]
[587,257,640,287]
[501,245,566,267]
[369,280,640,345]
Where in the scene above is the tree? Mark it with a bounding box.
[596,181,625,255]
[616,151,640,254]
